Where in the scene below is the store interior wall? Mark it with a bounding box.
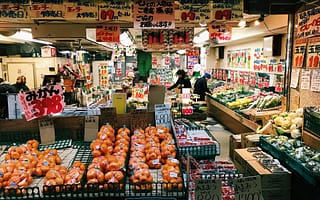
[1,57,69,88]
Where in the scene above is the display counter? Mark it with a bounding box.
[207,95,259,134]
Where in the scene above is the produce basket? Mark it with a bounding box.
[259,136,286,161]
[304,107,320,137]
[0,187,41,200]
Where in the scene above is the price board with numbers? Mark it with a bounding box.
[155,104,171,128]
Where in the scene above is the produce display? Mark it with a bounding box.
[181,156,242,200]
[271,108,303,138]
[262,135,320,179]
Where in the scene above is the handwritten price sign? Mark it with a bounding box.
[18,85,64,121]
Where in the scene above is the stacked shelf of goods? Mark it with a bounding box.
[173,118,220,160]
[180,156,243,200]
[260,135,320,186]
[0,123,187,199]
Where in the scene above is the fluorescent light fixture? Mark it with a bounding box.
[193,30,209,44]
[120,31,133,47]
[176,49,186,54]
[9,29,52,45]
[238,20,246,28]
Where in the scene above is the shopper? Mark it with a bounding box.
[122,72,135,98]
[12,75,29,92]
[193,72,212,101]
[133,67,140,86]
[0,78,18,118]
[167,69,191,91]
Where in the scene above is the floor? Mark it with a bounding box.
[196,116,233,161]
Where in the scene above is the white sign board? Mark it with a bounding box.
[155,104,171,128]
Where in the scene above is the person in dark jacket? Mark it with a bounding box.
[168,69,191,91]
[193,73,212,101]
[12,75,29,92]
[0,78,18,118]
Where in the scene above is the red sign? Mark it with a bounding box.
[18,85,64,121]
[307,37,320,68]
[296,6,320,39]
[96,25,120,43]
[208,23,232,42]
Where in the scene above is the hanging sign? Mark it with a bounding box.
[301,69,311,90]
[98,2,133,21]
[96,24,120,43]
[175,2,212,23]
[293,38,307,68]
[134,0,175,29]
[212,0,243,21]
[306,37,320,68]
[18,85,64,121]
[296,6,320,39]
[132,86,147,100]
[310,69,320,92]
[234,176,263,200]
[29,4,65,20]
[64,4,98,20]
[149,67,173,87]
[154,104,171,128]
[0,3,27,20]
[209,23,232,42]
[194,179,222,200]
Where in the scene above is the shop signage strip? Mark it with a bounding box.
[96,24,120,43]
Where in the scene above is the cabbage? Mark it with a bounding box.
[291,129,301,139]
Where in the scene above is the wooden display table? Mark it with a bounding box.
[207,96,259,134]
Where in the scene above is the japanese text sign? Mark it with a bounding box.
[132,86,147,100]
[175,2,212,23]
[234,176,263,200]
[155,104,171,128]
[0,3,27,20]
[99,2,133,21]
[293,38,307,68]
[212,0,243,21]
[209,23,232,42]
[194,179,222,200]
[96,24,120,43]
[29,4,65,20]
[134,0,175,29]
[18,85,64,121]
[64,4,98,20]
[306,37,320,68]
[296,6,320,39]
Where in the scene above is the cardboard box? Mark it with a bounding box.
[262,188,291,200]
[229,134,241,161]
[41,45,56,57]
[302,130,320,151]
[39,119,55,145]
[246,160,291,190]
[84,116,99,142]
[233,148,260,172]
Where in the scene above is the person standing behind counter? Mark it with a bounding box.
[12,75,29,92]
[167,69,191,92]
[193,73,212,101]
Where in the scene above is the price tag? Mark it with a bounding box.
[155,104,171,128]
[169,172,178,178]
[195,179,222,200]
[234,176,263,200]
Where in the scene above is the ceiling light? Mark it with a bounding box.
[199,21,207,27]
[176,49,186,54]
[238,20,246,28]
[193,30,209,44]
[120,31,133,47]
[9,29,52,45]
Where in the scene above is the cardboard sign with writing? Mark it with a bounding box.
[18,85,64,121]
[29,4,65,20]
[96,24,120,43]
[84,116,99,141]
[194,179,222,200]
[134,0,175,29]
[0,3,27,21]
[39,118,55,145]
[155,104,171,128]
[234,176,264,200]
[99,2,133,22]
[64,4,98,20]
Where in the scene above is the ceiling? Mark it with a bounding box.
[0,13,287,54]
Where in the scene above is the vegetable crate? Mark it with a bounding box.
[303,107,320,137]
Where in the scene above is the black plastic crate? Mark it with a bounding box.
[38,139,72,151]
[304,107,320,137]
[0,187,41,200]
[0,131,40,145]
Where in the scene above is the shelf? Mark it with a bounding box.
[207,96,259,134]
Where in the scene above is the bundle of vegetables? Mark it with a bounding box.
[272,108,303,139]
[264,136,320,175]
[246,94,282,111]
[226,97,253,109]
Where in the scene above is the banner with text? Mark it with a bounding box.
[96,24,120,43]
[209,23,232,42]
[296,6,320,39]
[134,0,175,29]
[64,4,98,20]
[29,4,66,20]
[0,3,27,21]
[98,2,133,21]
[293,38,307,68]
[307,37,320,68]
[18,85,64,121]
